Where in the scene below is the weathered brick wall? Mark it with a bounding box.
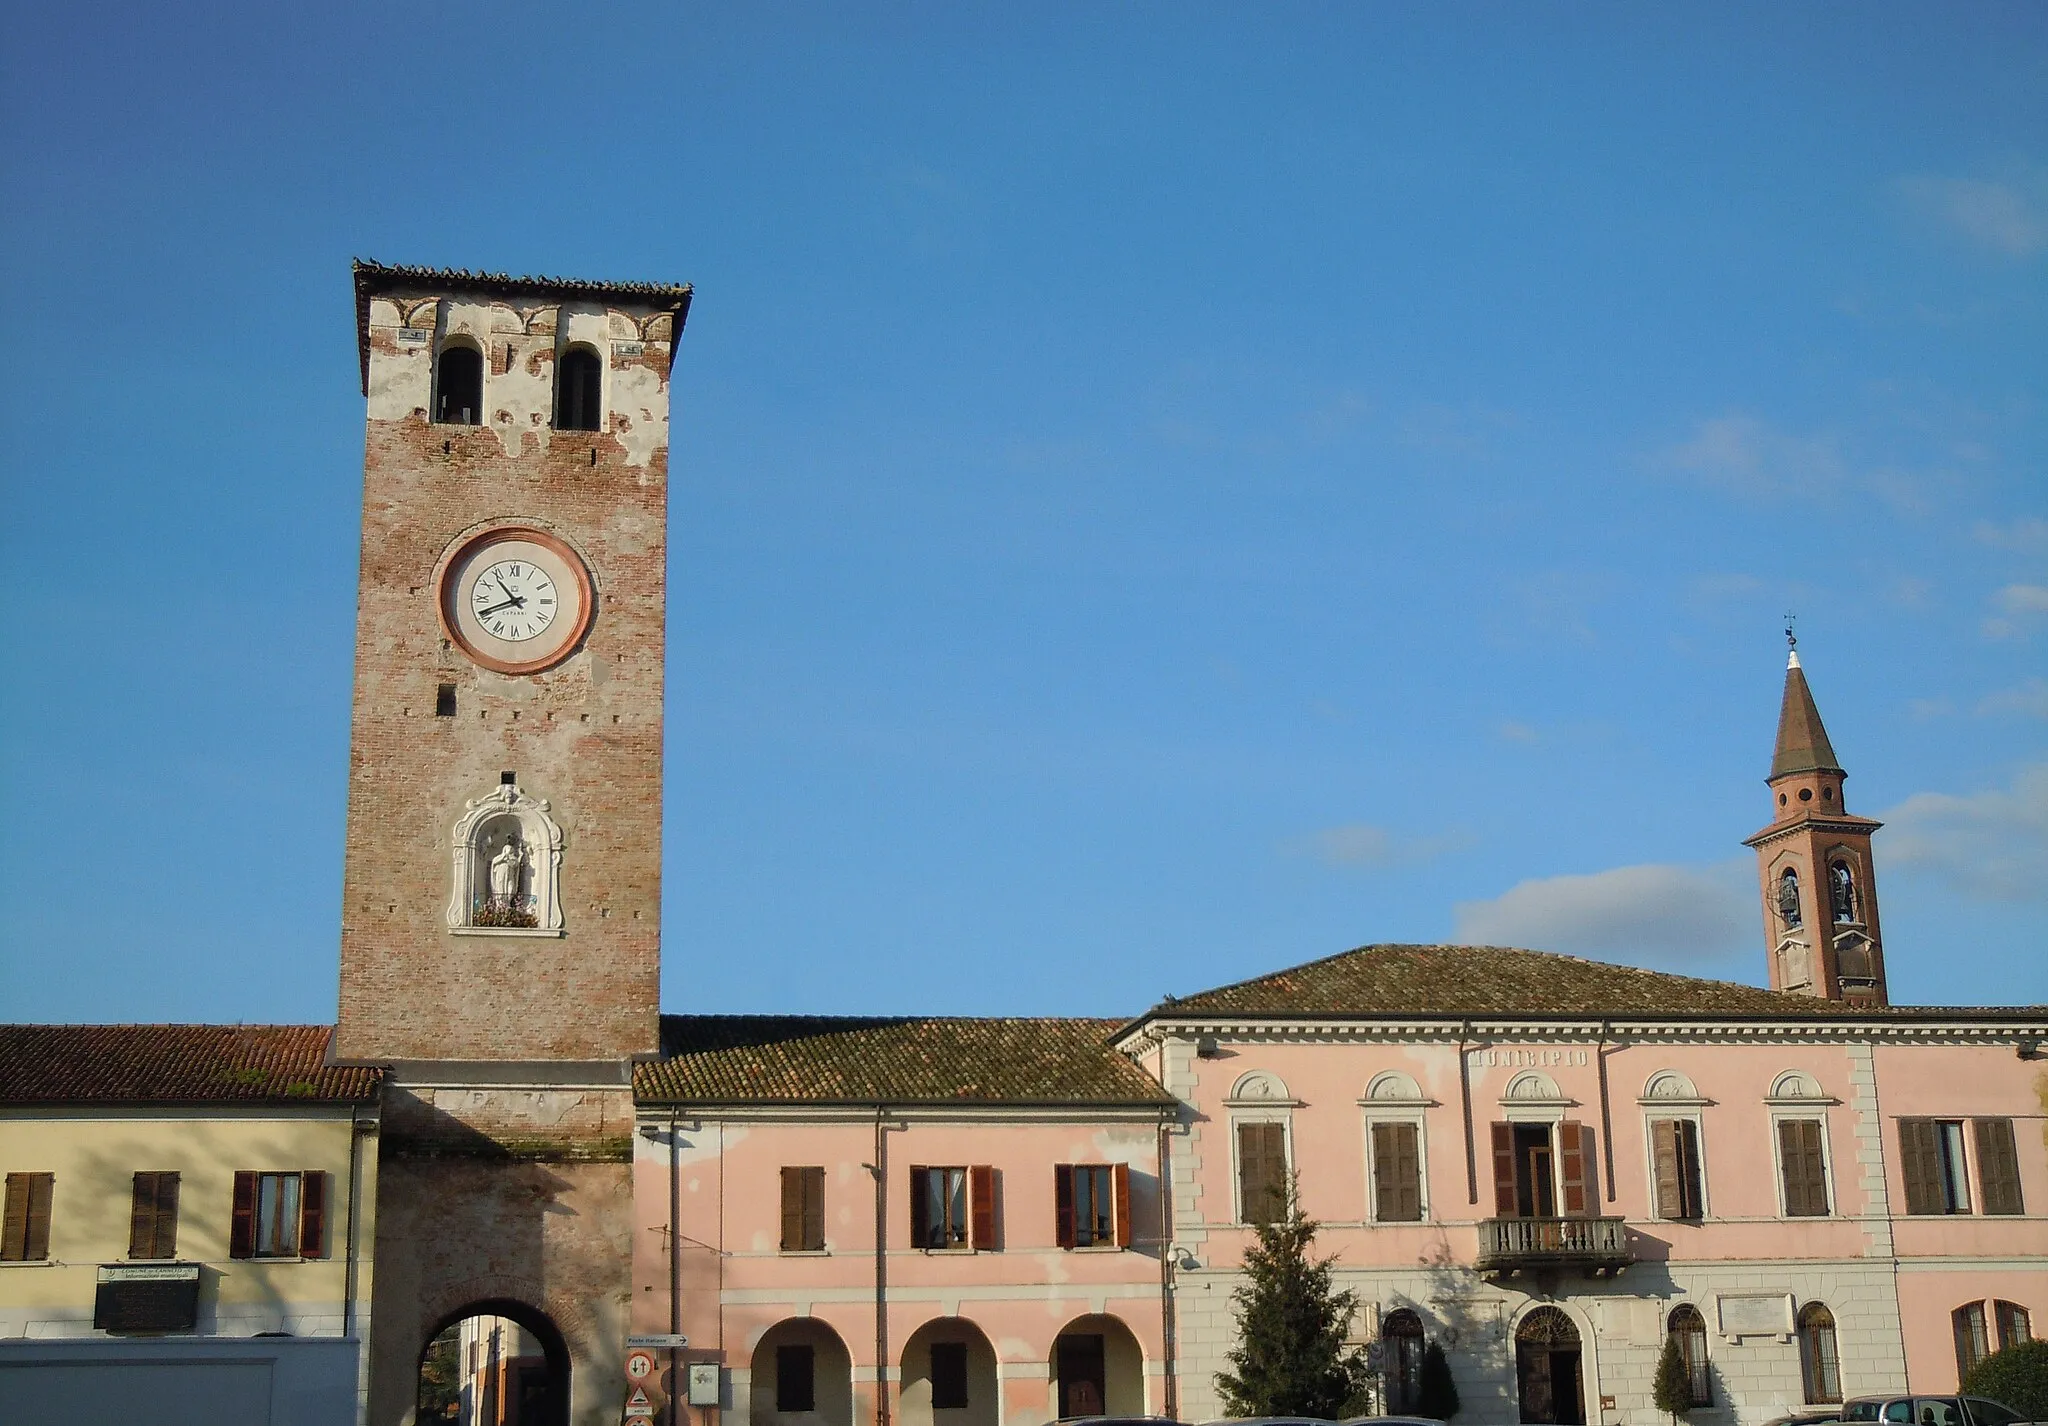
[367,1086,639,1426]
[334,289,674,1063]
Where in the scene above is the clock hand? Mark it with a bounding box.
[476,596,525,618]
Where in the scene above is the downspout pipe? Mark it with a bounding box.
[1156,1106,1178,1421]
[873,1106,890,1426]
[343,1104,362,1338]
[671,1109,682,1426]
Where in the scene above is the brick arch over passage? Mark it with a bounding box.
[418,1297,570,1426]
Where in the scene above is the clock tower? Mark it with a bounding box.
[336,261,690,1425]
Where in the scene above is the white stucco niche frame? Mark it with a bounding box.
[446,780,566,936]
[1764,1070,1839,1220]
[1225,1070,1299,1225]
[1638,1070,1716,1221]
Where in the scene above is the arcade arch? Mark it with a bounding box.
[1051,1313,1145,1418]
[416,1299,568,1426]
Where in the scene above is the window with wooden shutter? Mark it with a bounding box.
[1053,1165,1075,1249]
[1994,1299,2033,1349]
[911,1166,969,1249]
[1778,1119,1829,1217]
[969,1165,997,1251]
[129,1172,180,1260]
[229,1171,258,1258]
[1112,1162,1132,1249]
[1490,1123,1518,1217]
[1973,1119,2025,1216]
[781,1167,825,1251]
[299,1172,327,1259]
[1651,1120,1704,1220]
[1371,1122,1422,1222]
[1558,1121,1590,1216]
[1236,1122,1287,1225]
[1899,1119,1944,1214]
[2,1173,54,1261]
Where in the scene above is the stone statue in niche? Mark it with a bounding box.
[447,781,564,934]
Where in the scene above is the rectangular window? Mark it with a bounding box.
[1371,1122,1423,1222]
[1778,1119,1830,1217]
[1652,1119,1705,1220]
[1995,1300,2033,1350]
[229,1171,327,1259]
[1901,1119,1974,1214]
[128,1172,181,1260]
[1491,1123,1566,1218]
[1955,1302,1991,1382]
[909,1166,995,1250]
[1,1173,54,1261]
[780,1166,825,1252]
[1974,1119,2025,1216]
[776,1343,815,1413]
[930,1342,969,1410]
[1236,1122,1288,1225]
[1054,1163,1132,1248]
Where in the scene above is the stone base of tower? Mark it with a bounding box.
[366,1081,637,1426]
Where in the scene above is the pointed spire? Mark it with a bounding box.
[1771,649,1842,779]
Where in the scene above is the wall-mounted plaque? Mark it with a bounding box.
[1716,1291,1793,1338]
[94,1263,200,1333]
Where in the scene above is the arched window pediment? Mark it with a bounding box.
[1767,1070,1831,1105]
[1503,1070,1564,1103]
[447,780,565,936]
[1225,1071,1296,1106]
[1363,1070,1429,1105]
[1640,1070,1708,1105]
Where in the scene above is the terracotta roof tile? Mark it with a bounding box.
[637,1016,1174,1107]
[1150,943,1993,1020]
[0,1024,380,1105]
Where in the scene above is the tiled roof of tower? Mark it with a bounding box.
[0,1025,380,1105]
[351,258,693,392]
[637,1016,1175,1107]
[1771,654,1843,779]
[1139,943,2041,1022]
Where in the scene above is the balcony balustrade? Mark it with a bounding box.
[1476,1215,1633,1276]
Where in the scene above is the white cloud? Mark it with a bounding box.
[1983,583,2048,640]
[1974,516,2048,555]
[1662,414,1845,502]
[1295,823,1473,870]
[1498,721,1540,744]
[1977,679,2048,720]
[1896,170,2048,257]
[1452,861,1754,967]
[1878,764,2048,902]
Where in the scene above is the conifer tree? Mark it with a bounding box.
[1214,1188,1370,1419]
[1416,1339,1460,1420]
[1652,1335,1693,1424]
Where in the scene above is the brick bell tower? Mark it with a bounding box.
[336,261,690,1426]
[1743,635,1889,1005]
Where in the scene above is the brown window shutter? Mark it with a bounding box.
[1,1175,26,1260]
[1490,1123,1517,1217]
[908,1167,930,1248]
[1053,1165,1075,1249]
[1392,1123,1422,1222]
[1238,1123,1286,1224]
[130,1173,157,1259]
[1371,1123,1397,1221]
[230,1171,258,1259]
[1559,1121,1589,1216]
[1974,1119,2025,1216]
[1374,1123,1422,1222]
[1674,1120,1702,1219]
[1113,1162,1133,1248]
[1652,1120,1684,1219]
[1780,1120,1828,1217]
[1899,1119,1942,1215]
[802,1167,826,1250]
[969,1165,997,1250]
[299,1172,327,1258]
[780,1167,805,1251]
[155,1173,181,1259]
[23,1174,52,1261]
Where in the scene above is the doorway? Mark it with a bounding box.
[1516,1306,1583,1426]
[417,1301,569,1426]
[1513,1124,1556,1217]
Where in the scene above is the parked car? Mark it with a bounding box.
[1762,1412,1843,1426]
[1199,1418,1340,1426]
[1342,1416,1448,1426]
[1840,1396,2037,1426]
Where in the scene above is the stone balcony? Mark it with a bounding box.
[1476,1215,1634,1277]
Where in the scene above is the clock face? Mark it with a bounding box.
[436,527,593,674]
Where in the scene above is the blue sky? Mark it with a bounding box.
[2,2,2042,1024]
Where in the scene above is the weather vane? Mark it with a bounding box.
[1784,613,1798,650]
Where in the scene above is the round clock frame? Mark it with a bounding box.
[435,524,596,675]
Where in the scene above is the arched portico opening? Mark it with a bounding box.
[1052,1313,1145,1418]
[751,1318,854,1426]
[1515,1305,1584,1426]
[900,1317,997,1426]
[417,1299,569,1426]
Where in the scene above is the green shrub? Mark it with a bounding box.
[1416,1339,1460,1421]
[1963,1340,2048,1423]
[1653,1335,1693,1420]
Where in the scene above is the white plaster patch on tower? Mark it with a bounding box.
[611,358,669,468]
[366,295,435,421]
